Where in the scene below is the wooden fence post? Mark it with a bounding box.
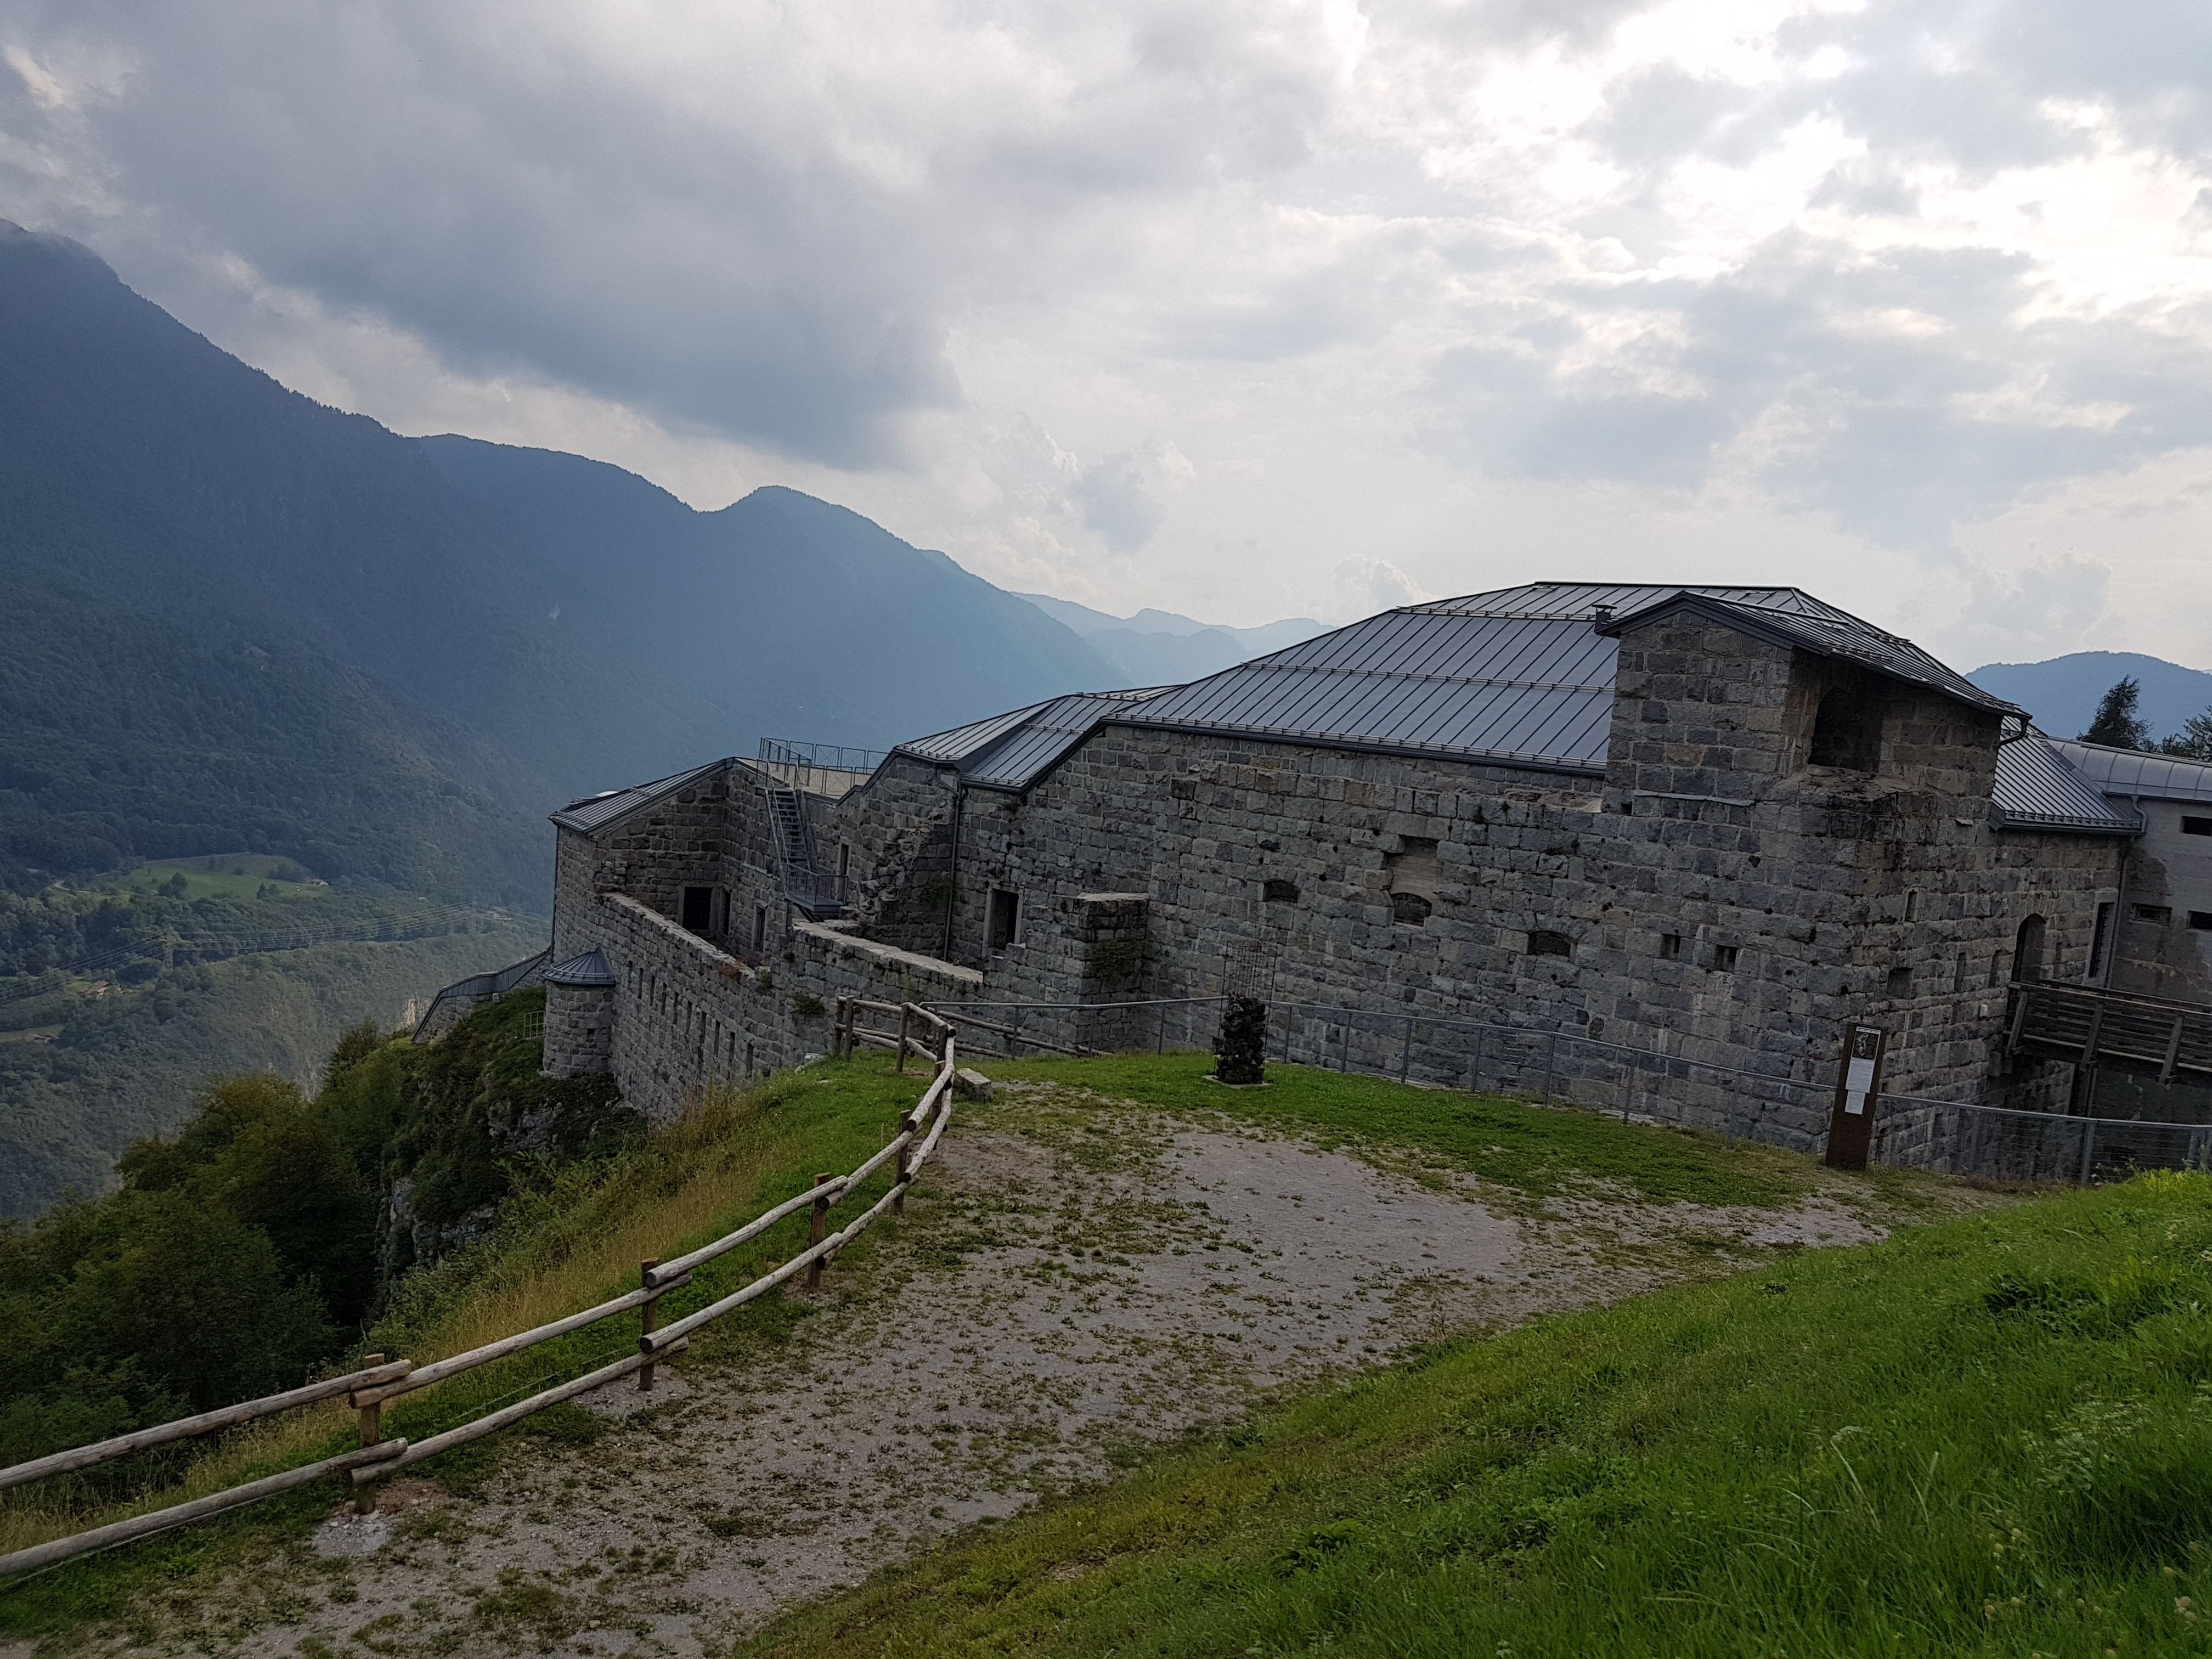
[353,1353,384,1515]
[894,1007,912,1074]
[639,1261,661,1392]
[807,1173,834,1289]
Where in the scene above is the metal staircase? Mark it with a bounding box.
[762,786,846,920]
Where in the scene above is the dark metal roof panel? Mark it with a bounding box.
[2046,740,2212,805]
[894,701,1052,767]
[961,687,1172,791]
[1681,597,2021,716]
[1991,736,2143,833]
[543,948,617,987]
[550,761,723,832]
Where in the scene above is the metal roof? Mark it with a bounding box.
[1593,590,2021,717]
[895,688,1170,792]
[2044,739,2212,806]
[543,947,617,987]
[1990,736,2143,834]
[1114,582,2016,771]
[550,760,724,832]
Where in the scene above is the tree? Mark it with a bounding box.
[2162,708,2212,761]
[2083,677,2152,749]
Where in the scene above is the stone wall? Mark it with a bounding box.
[543,980,614,1077]
[2112,803,2212,1003]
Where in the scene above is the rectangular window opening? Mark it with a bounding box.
[1658,933,1682,961]
[987,888,1022,951]
[1712,944,1739,973]
[753,905,768,952]
[1527,929,1572,958]
[2088,901,2114,979]
[1885,964,1911,997]
[2184,816,2212,836]
[2135,904,2174,924]
[680,885,713,933]
[2191,912,2212,932]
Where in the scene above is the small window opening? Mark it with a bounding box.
[1951,956,1966,994]
[1391,892,1433,926]
[2185,816,2212,836]
[837,842,851,880]
[753,905,768,953]
[1712,944,1739,973]
[2135,904,2173,923]
[1262,878,1300,904]
[1989,950,2004,988]
[987,888,1021,950]
[1808,681,1883,771]
[2013,914,2047,981]
[680,885,713,932]
[1527,929,1572,958]
[2088,901,2114,979]
[1904,890,1918,922]
[1886,965,1911,997]
[2191,912,2212,932]
[1658,933,1682,961]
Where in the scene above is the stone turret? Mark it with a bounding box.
[541,948,618,1077]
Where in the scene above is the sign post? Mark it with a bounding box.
[1824,1023,1887,1170]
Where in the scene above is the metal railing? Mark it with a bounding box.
[0,1018,960,1579]
[916,993,2212,1187]
[410,947,550,1043]
[756,738,888,800]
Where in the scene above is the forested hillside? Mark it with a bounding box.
[0,220,1119,903]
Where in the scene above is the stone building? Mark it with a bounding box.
[533,582,2151,1145]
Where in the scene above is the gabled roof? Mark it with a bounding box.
[550,760,724,832]
[1593,589,2021,717]
[1113,582,2017,774]
[1990,736,2143,835]
[894,687,1171,792]
[2045,739,2212,806]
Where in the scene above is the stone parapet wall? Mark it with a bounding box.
[543,981,615,1077]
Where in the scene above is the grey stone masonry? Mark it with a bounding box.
[534,595,2131,1145]
[542,980,615,1077]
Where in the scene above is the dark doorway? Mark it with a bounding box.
[987,888,1021,950]
[2013,913,2047,983]
[680,885,713,933]
[1809,682,1883,771]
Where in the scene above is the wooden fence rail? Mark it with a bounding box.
[0,1025,960,1581]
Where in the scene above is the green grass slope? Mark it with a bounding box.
[746,1172,2212,1659]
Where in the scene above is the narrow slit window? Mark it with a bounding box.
[754,905,768,952]
[988,888,1021,950]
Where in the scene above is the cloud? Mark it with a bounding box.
[4,0,2212,657]
[1330,555,1430,620]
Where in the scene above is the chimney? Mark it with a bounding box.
[1591,601,1615,630]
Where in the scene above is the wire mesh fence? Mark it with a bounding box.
[922,992,2212,1187]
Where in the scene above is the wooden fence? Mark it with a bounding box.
[0,1009,961,1581]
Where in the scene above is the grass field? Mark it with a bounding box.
[101,855,327,904]
[0,1054,939,1641]
[741,1169,2212,1659]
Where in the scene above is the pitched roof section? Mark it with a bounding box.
[2045,740,2212,806]
[895,687,1171,792]
[1990,736,2143,834]
[1113,582,2015,773]
[1593,590,2021,718]
[550,760,724,832]
[543,947,618,987]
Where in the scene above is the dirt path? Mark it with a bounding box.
[47,1084,1930,1658]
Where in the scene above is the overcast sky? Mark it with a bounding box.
[5,1,2212,668]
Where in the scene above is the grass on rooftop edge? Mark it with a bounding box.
[978,1049,1812,1209]
[741,1170,2212,1659]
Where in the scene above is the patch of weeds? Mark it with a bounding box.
[474,1567,585,1647]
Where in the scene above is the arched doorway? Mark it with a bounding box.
[2012,913,2047,983]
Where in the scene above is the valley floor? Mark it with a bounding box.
[19,1065,1977,1658]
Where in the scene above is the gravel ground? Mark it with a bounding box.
[26,1082,1938,1659]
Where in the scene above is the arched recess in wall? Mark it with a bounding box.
[1808,681,1883,771]
[2013,914,2047,983]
